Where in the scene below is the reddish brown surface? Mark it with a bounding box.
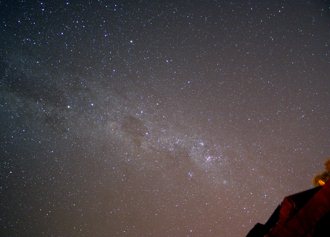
[267,181,330,237]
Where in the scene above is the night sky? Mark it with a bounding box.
[1,1,330,236]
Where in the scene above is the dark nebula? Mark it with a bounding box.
[1,1,330,236]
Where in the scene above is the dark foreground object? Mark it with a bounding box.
[246,181,330,237]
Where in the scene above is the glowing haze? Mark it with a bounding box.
[1,1,330,236]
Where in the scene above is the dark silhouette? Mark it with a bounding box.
[247,160,330,237]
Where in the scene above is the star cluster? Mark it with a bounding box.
[1,1,330,236]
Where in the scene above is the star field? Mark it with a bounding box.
[1,1,330,236]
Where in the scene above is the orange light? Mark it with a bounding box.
[318,180,326,186]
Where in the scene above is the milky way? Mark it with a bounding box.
[1,1,330,236]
